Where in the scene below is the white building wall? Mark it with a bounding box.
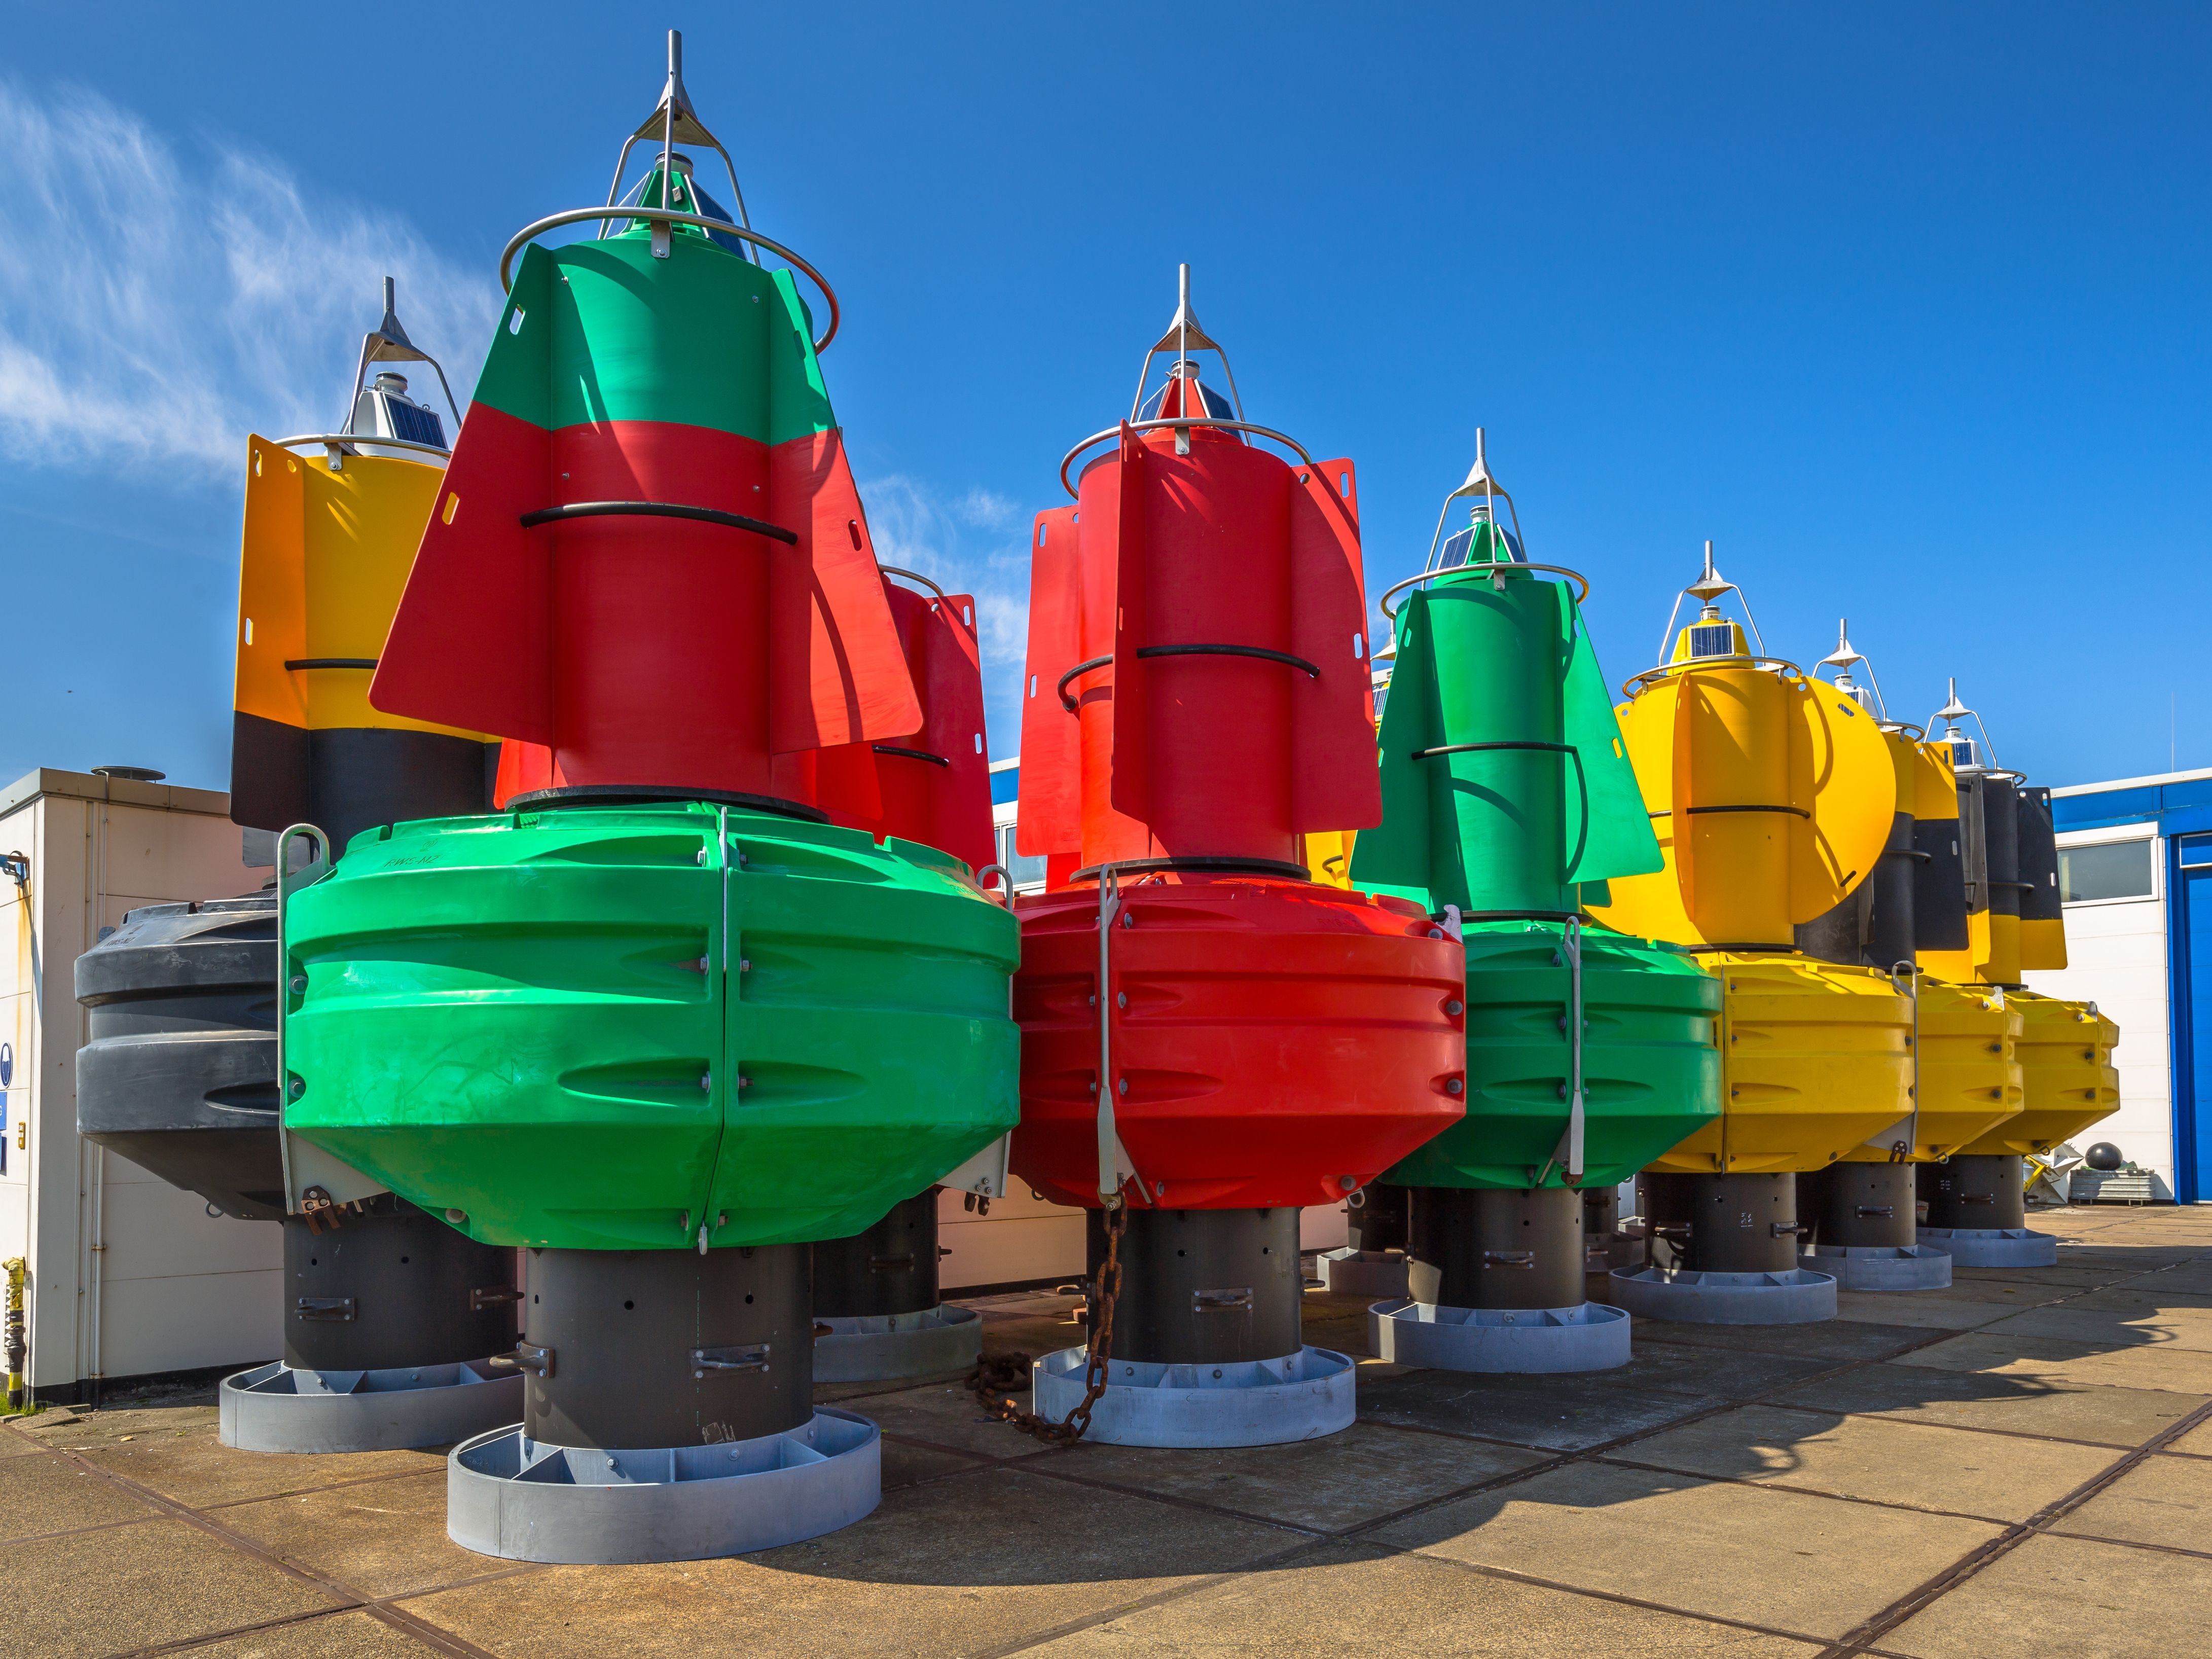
[2024,825,2173,1196]
[0,770,280,1398]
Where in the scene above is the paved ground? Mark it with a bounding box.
[6,1204,2210,1659]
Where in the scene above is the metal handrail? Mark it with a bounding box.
[879,565,950,604]
[1058,417,1316,498]
[498,207,839,353]
[1376,561,1589,621]
[270,432,450,461]
[1620,655,1805,698]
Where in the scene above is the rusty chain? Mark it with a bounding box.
[966,1199,1127,1445]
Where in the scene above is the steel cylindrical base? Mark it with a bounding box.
[1641,1172,1802,1273]
[1030,1344,1354,1448]
[283,1204,519,1373]
[1605,1266,1838,1325]
[1368,1298,1631,1373]
[447,1409,881,1564]
[1406,1186,1584,1310]
[1346,1183,1408,1254]
[1916,1229,2057,1268]
[1920,1156,2028,1231]
[1803,1163,1918,1251]
[812,1191,939,1319]
[1089,1208,1303,1366]
[522,1246,810,1450]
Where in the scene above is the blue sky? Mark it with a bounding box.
[4,3,2206,794]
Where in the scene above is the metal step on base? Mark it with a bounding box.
[220,1360,524,1453]
[1315,1248,1410,1297]
[811,1306,982,1384]
[1030,1345,1354,1448]
[446,1409,880,1564]
[1914,1227,2056,1268]
[1367,1299,1630,1374]
[1606,1266,1837,1325]
[1801,1243,1952,1291]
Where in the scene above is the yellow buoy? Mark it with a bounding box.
[232,281,496,850]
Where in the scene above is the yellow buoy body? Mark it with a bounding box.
[1597,623,1909,1175]
[1960,989,2119,1156]
[233,437,494,845]
[1839,976,2023,1164]
[1303,828,1357,889]
[1651,951,1911,1174]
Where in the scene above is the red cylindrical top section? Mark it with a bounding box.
[1017,424,1381,874]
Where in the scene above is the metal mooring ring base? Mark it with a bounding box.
[1367,1299,1631,1374]
[1801,1243,1953,1291]
[811,1305,983,1383]
[1315,1247,1411,1298]
[1031,1344,1355,1448]
[1916,1227,2057,1268]
[219,1360,524,1454]
[446,1408,881,1564]
[1605,1265,1838,1325]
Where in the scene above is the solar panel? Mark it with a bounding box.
[1688,623,1736,659]
[381,397,446,448]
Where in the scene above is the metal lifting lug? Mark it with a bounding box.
[1191,1287,1254,1314]
[1482,1250,1538,1269]
[470,1286,524,1311]
[295,1296,356,1322]
[1771,1222,1809,1238]
[691,1343,771,1378]
[1854,1205,1896,1219]
[488,1343,553,1378]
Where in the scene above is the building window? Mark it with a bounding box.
[2058,839,2157,904]
[994,823,1049,892]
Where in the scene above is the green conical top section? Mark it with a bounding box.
[1351,562,1659,916]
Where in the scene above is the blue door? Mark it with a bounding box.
[2173,835,2212,1203]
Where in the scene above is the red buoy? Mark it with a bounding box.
[1004,270,1462,1446]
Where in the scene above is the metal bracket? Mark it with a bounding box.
[1191,1288,1254,1313]
[273,825,388,1216]
[489,1343,552,1378]
[939,1131,1011,1200]
[1482,1250,1537,1269]
[1095,870,1153,1205]
[294,1297,355,1322]
[1534,918,1587,1187]
[470,1286,524,1311]
[691,1343,770,1377]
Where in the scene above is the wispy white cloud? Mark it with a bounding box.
[862,473,1035,750]
[0,80,497,480]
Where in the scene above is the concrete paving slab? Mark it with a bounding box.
[1628,1315,1927,1363]
[1951,1265,2140,1289]
[1893,1330,2212,1395]
[1614,1402,2122,1522]
[1833,1294,2019,1332]
[1062,1422,1547,1532]
[1616,1338,1838,1400]
[1884,1531,2212,1658]
[398,1463,1302,1659]
[1018,1540,1824,1656]
[2063,1285,2212,1314]
[855,1379,1057,1460]
[1978,1300,2212,1353]
[0,1446,162,1541]
[2051,1452,2212,1551]
[1356,1367,1722,1452]
[219,1468,522,1600]
[8,1516,342,1658]
[2167,1417,2212,1456]
[1367,1459,2001,1642]
[79,1422,443,1510]
[2052,1245,2205,1270]
[1774,1364,2206,1448]
[175,1609,448,1656]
